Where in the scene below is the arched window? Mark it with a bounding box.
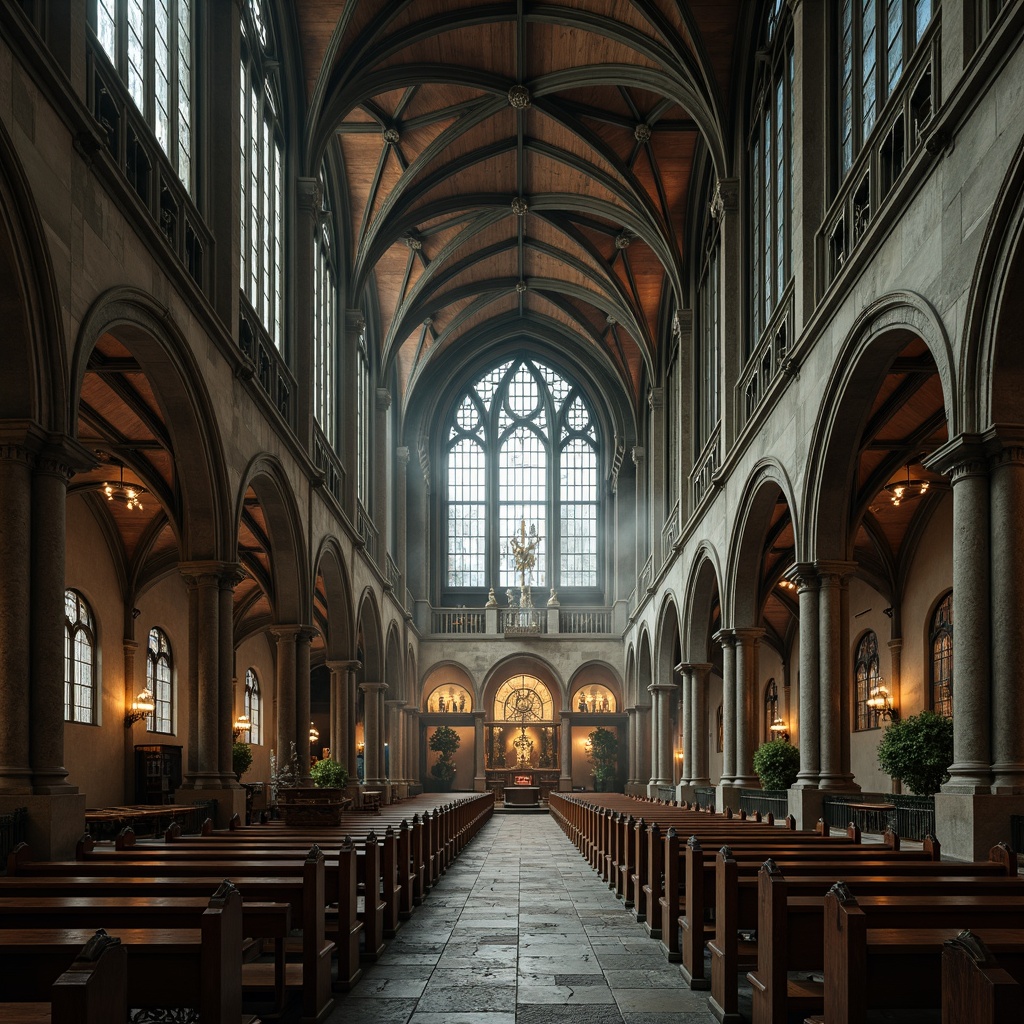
[751,0,793,347]
[838,0,935,177]
[244,668,262,744]
[357,323,371,509]
[92,0,195,189]
[444,358,600,593]
[854,630,881,730]
[930,591,953,718]
[492,675,554,723]
[64,590,97,724]
[146,627,173,734]
[697,199,720,450]
[716,703,724,753]
[313,167,337,445]
[764,677,780,743]
[240,0,284,348]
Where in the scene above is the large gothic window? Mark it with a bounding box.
[240,0,284,348]
[854,630,881,731]
[92,0,195,189]
[444,358,600,593]
[750,0,793,346]
[313,168,337,443]
[146,627,174,734]
[64,590,97,724]
[930,591,953,718]
[838,0,935,177]
[244,667,263,745]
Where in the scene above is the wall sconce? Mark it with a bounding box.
[124,688,155,728]
[232,714,251,741]
[769,716,789,742]
[583,738,593,755]
[357,741,365,755]
[867,681,899,725]
[309,722,320,745]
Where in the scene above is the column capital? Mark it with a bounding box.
[359,681,389,695]
[385,697,406,709]
[788,562,820,590]
[326,659,361,672]
[375,387,392,411]
[631,445,645,464]
[647,387,664,411]
[813,559,858,585]
[345,308,365,333]
[473,709,486,722]
[709,177,740,220]
[269,623,317,644]
[887,638,904,655]
[648,681,678,695]
[179,560,241,589]
[626,706,637,718]
[396,445,411,467]
[405,704,420,717]
[296,175,322,213]
[924,432,990,480]
[713,627,736,647]
[732,626,766,645]
[122,638,140,655]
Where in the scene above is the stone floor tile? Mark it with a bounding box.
[517,983,617,1004]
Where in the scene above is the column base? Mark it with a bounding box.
[474,775,487,793]
[817,774,860,792]
[0,792,87,860]
[176,784,246,828]
[732,775,760,788]
[934,792,1024,861]
[787,787,825,831]
[716,784,749,814]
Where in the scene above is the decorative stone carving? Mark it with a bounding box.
[508,84,531,109]
[615,231,632,249]
[405,233,423,251]
[382,126,400,145]
[515,280,527,294]
[511,196,528,216]
[634,122,652,143]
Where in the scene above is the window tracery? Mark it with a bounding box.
[146,627,173,734]
[64,590,97,725]
[492,675,554,723]
[930,591,953,718]
[854,630,881,731]
[244,667,262,744]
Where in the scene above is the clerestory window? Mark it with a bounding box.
[313,168,338,444]
[444,358,600,594]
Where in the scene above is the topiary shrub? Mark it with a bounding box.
[232,741,253,781]
[587,726,619,792]
[876,709,953,795]
[309,758,348,789]
[429,724,460,790]
[752,738,800,790]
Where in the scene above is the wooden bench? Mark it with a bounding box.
[0,929,127,1024]
[0,883,255,1023]
[741,854,1024,1024]
[942,929,1024,1024]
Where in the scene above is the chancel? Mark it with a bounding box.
[2,0,1024,1020]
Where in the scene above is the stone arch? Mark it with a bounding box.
[234,454,309,624]
[654,592,682,686]
[312,536,354,660]
[355,588,384,682]
[725,459,799,628]
[624,645,637,706]
[384,622,403,694]
[683,543,723,662]
[802,291,954,560]
[963,134,1024,430]
[74,289,232,560]
[406,645,417,706]
[480,653,565,712]
[636,628,653,705]
[567,661,625,710]
[420,661,476,710]
[0,117,66,429]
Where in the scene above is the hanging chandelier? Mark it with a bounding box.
[101,464,146,511]
[883,464,929,507]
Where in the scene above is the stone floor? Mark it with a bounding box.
[324,813,718,1024]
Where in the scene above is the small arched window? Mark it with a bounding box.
[244,668,262,745]
[764,677,779,743]
[146,627,173,734]
[854,630,881,730]
[64,590,97,724]
[930,591,953,718]
[716,703,724,753]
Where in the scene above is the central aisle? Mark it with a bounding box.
[331,812,717,1024]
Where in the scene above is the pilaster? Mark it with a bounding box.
[791,563,820,788]
[732,627,765,788]
[714,628,737,784]
[711,177,740,451]
[360,682,388,787]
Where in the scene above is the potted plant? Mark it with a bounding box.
[429,724,460,791]
[268,741,301,814]
[587,726,619,792]
[309,758,348,789]
[232,741,253,782]
[876,710,953,795]
[753,738,801,791]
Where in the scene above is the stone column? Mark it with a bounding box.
[715,629,737,784]
[385,698,405,782]
[122,638,141,801]
[626,707,638,786]
[406,706,421,787]
[633,446,647,585]
[792,564,820,787]
[327,660,356,770]
[180,564,223,787]
[816,561,858,790]
[733,628,765,788]
[218,566,244,786]
[374,388,391,569]
[989,441,1024,791]
[926,439,993,790]
[294,628,315,780]
[360,682,388,786]
[689,663,712,787]
[396,446,410,604]
[636,704,651,789]
[30,441,78,792]
[646,684,660,787]
[711,177,740,449]
[295,177,320,450]
[473,709,486,791]
[271,626,299,768]
[677,664,692,785]
[649,683,676,787]
[560,709,572,790]
[647,388,665,568]
[0,434,34,794]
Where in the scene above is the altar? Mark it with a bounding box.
[504,785,540,806]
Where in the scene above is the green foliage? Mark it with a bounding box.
[587,727,619,791]
[232,742,253,781]
[309,758,348,789]
[429,725,460,789]
[752,739,801,791]
[269,741,301,803]
[876,710,953,795]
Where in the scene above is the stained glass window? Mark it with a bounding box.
[854,631,880,731]
[244,668,262,744]
[64,590,96,725]
[146,627,173,734]
[930,591,953,718]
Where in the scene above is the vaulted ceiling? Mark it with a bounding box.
[297,0,748,410]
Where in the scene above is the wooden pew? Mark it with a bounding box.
[0,883,255,1023]
[1,848,334,1023]
[812,884,1024,1024]
[942,929,1024,1024]
[0,929,127,1024]
[743,855,1024,1024]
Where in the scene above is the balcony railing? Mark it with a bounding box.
[385,553,401,593]
[638,554,653,595]
[740,286,794,424]
[356,503,378,563]
[559,609,613,634]
[239,298,295,428]
[691,426,720,507]
[819,17,941,294]
[87,39,211,296]
[312,427,345,505]
[502,607,545,635]
[431,609,486,634]
[661,500,680,557]
[425,605,614,636]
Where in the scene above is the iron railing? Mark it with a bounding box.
[694,786,716,809]
[559,609,613,634]
[739,789,789,820]
[430,609,486,634]
[822,793,935,841]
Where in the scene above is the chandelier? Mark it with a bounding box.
[866,681,899,724]
[883,464,929,507]
[124,687,155,727]
[101,464,146,511]
[232,713,252,740]
[769,715,789,741]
